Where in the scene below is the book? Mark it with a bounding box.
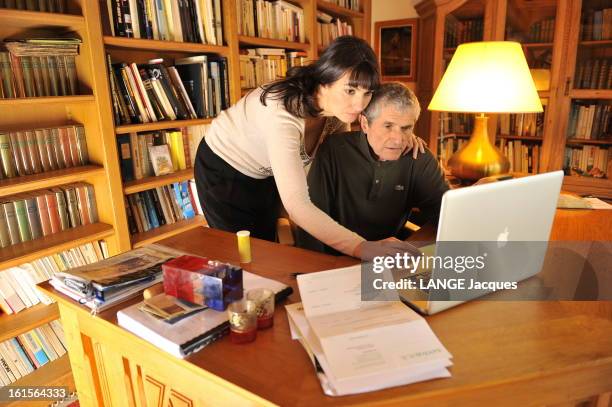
[117,267,292,358]
[148,144,174,176]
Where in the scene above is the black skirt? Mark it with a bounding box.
[194,138,281,242]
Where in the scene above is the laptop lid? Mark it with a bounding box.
[412,171,563,314]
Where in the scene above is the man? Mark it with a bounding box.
[296,82,449,254]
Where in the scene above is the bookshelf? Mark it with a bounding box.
[0,0,131,394]
[416,0,612,198]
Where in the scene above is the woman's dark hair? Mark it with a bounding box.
[260,36,380,118]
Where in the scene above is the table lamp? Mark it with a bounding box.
[428,41,543,180]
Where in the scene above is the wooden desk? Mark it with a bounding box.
[40,209,612,407]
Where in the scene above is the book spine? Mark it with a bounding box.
[85,183,99,223]
[58,127,74,167]
[25,130,42,174]
[13,199,32,242]
[53,188,71,230]
[34,129,52,172]
[66,126,81,167]
[25,196,43,239]
[3,202,21,245]
[36,194,52,237]
[62,186,81,227]
[75,125,89,165]
[0,132,16,178]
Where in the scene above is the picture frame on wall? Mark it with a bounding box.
[375,18,418,82]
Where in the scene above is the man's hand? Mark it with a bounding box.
[353,238,422,261]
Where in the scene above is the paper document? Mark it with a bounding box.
[292,265,452,395]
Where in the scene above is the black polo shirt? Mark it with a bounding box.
[296,131,449,254]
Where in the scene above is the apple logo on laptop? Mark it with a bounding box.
[497,227,509,248]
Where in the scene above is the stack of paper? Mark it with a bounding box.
[287,265,452,396]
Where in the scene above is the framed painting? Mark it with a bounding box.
[374,19,418,82]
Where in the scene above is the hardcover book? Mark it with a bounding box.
[148,144,174,176]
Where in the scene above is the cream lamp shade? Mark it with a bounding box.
[428,41,543,113]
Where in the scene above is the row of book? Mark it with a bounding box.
[497,139,541,174]
[581,7,612,41]
[117,128,195,182]
[0,0,66,12]
[564,145,611,179]
[566,102,611,140]
[317,12,353,48]
[0,183,99,248]
[0,53,78,99]
[105,0,223,45]
[125,181,201,234]
[239,48,307,89]
[526,17,555,43]
[0,124,88,180]
[438,136,467,167]
[497,111,545,138]
[574,57,612,90]
[441,112,474,136]
[109,56,229,125]
[0,321,66,386]
[444,18,484,48]
[0,240,108,315]
[236,0,306,43]
[320,0,360,11]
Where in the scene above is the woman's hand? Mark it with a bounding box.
[352,238,422,261]
[403,134,427,159]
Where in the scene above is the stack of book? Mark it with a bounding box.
[0,321,67,386]
[567,101,611,139]
[49,245,179,313]
[117,246,292,359]
[239,48,286,89]
[0,0,67,12]
[288,265,452,396]
[0,240,108,315]
[0,183,99,248]
[581,7,612,41]
[125,181,199,234]
[320,0,360,11]
[497,111,546,138]
[236,0,306,43]
[0,124,89,179]
[317,12,353,48]
[497,139,541,174]
[108,56,229,125]
[444,18,483,48]
[564,145,611,179]
[1,36,81,98]
[117,129,193,182]
[574,58,611,90]
[105,0,223,45]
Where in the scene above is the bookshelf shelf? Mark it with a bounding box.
[565,138,612,146]
[132,215,206,248]
[0,95,95,106]
[123,169,195,194]
[7,354,75,407]
[238,35,310,50]
[103,36,230,55]
[569,89,612,99]
[0,223,114,270]
[499,135,544,141]
[316,0,364,18]
[0,9,85,29]
[0,165,106,198]
[579,39,612,47]
[0,303,59,343]
[115,118,213,134]
[522,42,554,48]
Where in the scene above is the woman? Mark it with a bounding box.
[195,36,425,258]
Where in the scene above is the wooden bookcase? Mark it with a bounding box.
[0,0,128,401]
[415,0,612,199]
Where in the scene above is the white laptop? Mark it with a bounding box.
[399,171,564,315]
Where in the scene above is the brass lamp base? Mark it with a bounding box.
[447,115,510,181]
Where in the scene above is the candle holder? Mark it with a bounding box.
[246,288,275,329]
[227,300,258,344]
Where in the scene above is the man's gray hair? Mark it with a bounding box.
[363,82,421,123]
